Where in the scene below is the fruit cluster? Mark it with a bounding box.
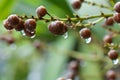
[2,1,120,79]
[3,14,36,38]
[3,0,120,61]
[102,2,120,63]
[103,2,120,26]
[2,1,112,40]
[3,5,69,38]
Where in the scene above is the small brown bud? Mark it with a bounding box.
[108,50,118,60]
[36,5,47,18]
[79,28,91,39]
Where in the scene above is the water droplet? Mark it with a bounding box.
[112,59,119,65]
[20,30,26,36]
[63,32,68,39]
[30,34,36,38]
[31,31,35,34]
[84,37,92,44]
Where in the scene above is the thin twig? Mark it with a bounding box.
[84,1,114,11]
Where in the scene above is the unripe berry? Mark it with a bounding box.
[72,0,81,10]
[24,19,36,32]
[79,28,91,39]
[103,35,113,44]
[106,70,116,80]
[108,50,118,60]
[105,17,114,26]
[48,21,67,35]
[7,14,20,26]
[14,20,24,31]
[36,5,47,18]
[113,13,120,23]
[114,2,120,13]
[3,20,14,30]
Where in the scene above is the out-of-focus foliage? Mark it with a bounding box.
[0,0,120,80]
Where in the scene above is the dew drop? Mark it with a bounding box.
[84,37,92,44]
[63,32,68,39]
[31,31,35,34]
[30,34,36,39]
[20,30,26,36]
[112,59,119,65]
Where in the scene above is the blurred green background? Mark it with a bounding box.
[0,0,120,80]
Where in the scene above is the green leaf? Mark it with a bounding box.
[0,0,15,20]
[46,0,73,16]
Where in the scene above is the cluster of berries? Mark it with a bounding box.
[3,14,36,38]
[3,5,69,38]
[3,0,120,62]
[103,2,120,26]
[2,0,120,79]
[103,34,119,62]
[72,1,120,62]
[3,5,49,38]
[102,2,120,62]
